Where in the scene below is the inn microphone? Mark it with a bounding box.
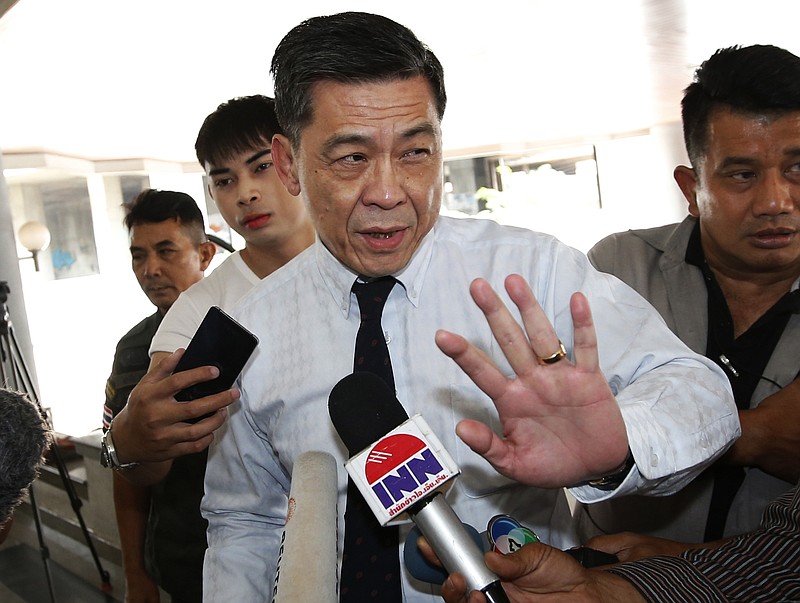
[328,372,509,603]
[272,451,338,603]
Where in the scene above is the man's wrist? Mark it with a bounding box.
[585,448,635,491]
[100,419,140,470]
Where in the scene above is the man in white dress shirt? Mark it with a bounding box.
[199,12,739,602]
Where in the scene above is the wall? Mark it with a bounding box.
[483,125,688,253]
[0,153,39,394]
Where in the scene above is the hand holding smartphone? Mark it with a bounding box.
[172,306,258,422]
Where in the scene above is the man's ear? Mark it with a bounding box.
[272,134,301,196]
[673,165,700,217]
[198,241,217,271]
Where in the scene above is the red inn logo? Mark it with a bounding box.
[366,434,444,510]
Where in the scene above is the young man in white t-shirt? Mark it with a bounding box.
[106,96,315,483]
[150,95,315,359]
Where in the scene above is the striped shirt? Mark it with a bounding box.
[608,484,800,602]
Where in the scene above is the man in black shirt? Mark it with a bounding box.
[102,189,215,602]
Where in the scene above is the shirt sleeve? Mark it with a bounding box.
[202,393,291,600]
[103,318,156,430]
[149,287,207,356]
[540,243,739,502]
[606,485,800,603]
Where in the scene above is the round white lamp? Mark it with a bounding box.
[18,221,52,272]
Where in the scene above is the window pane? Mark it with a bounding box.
[39,178,99,279]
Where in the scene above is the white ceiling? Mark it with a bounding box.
[2,0,799,165]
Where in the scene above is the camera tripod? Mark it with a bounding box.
[0,281,111,601]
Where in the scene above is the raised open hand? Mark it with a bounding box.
[435,274,629,488]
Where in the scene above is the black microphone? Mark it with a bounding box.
[329,372,510,603]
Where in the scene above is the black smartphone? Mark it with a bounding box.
[173,306,258,420]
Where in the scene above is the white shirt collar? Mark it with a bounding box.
[314,220,438,318]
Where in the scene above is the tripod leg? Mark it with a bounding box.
[3,321,112,593]
[48,442,113,592]
[28,484,58,603]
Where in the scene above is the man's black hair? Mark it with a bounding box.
[682,44,800,168]
[123,189,207,244]
[195,95,282,168]
[270,12,446,145]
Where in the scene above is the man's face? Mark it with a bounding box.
[204,140,310,251]
[274,76,443,277]
[676,108,800,279]
[129,219,209,312]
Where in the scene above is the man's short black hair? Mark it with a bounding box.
[195,95,282,168]
[682,44,800,168]
[270,12,446,145]
[124,189,207,244]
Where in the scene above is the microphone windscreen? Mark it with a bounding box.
[328,372,408,455]
[273,451,338,603]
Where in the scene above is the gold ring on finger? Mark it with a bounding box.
[538,341,566,365]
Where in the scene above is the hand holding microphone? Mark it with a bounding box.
[329,372,510,603]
